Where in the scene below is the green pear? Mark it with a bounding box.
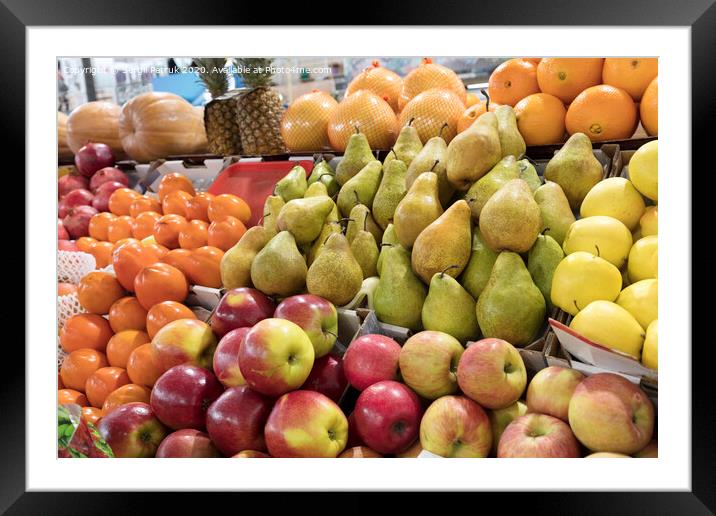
[220,225,272,289]
[350,219,379,279]
[446,111,502,190]
[345,203,383,244]
[393,171,443,249]
[374,245,427,330]
[518,159,541,192]
[337,161,382,217]
[534,181,576,246]
[527,233,565,312]
[336,130,376,186]
[250,231,307,296]
[306,232,363,306]
[275,166,308,201]
[422,268,479,343]
[412,200,472,284]
[376,223,399,276]
[262,195,285,236]
[479,179,542,253]
[544,133,604,210]
[372,159,408,230]
[464,155,520,221]
[384,119,423,168]
[495,105,526,159]
[306,221,342,267]
[476,252,546,346]
[304,181,329,198]
[459,229,498,299]
[406,128,454,206]
[308,160,340,197]
[276,196,335,245]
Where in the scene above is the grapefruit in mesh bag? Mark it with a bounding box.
[281,90,338,152]
[399,58,467,111]
[345,60,403,112]
[327,90,398,152]
[399,88,465,144]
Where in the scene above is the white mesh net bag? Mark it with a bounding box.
[58,250,96,284]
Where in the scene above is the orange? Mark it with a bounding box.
[153,214,188,249]
[81,406,104,425]
[132,210,162,240]
[207,216,246,251]
[207,194,251,224]
[108,188,141,216]
[58,389,88,407]
[106,329,151,368]
[640,77,658,136]
[112,241,163,292]
[488,59,539,107]
[178,219,209,250]
[157,173,196,202]
[89,241,114,268]
[521,58,542,66]
[85,366,131,408]
[108,296,148,332]
[88,212,116,241]
[60,313,113,353]
[162,190,193,217]
[186,246,223,288]
[456,101,500,133]
[161,248,193,277]
[77,271,125,314]
[537,58,605,103]
[134,262,189,310]
[185,192,214,222]
[126,343,164,387]
[58,282,77,296]
[60,349,109,392]
[76,236,98,253]
[514,93,567,146]
[107,215,135,243]
[129,196,162,218]
[101,383,151,414]
[145,301,197,339]
[398,88,465,144]
[602,58,658,101]
[565,85,637,141]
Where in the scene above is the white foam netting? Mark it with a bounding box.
[58,250,96,284]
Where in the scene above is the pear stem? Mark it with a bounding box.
[430,159,439,172]
[438,123,449,139]
[388,147,396,158]
[364,217,368,231]
[481,88,490,111]
[408,117,415,127]
[354,125,360,134]
[353,190,360,204]
[541,227,550,236]
[380,243,393,248]
[439,265,461,277]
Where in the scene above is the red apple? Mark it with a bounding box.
[213,327,250,388]
[457,338,527,409]
[63,205,99,239]
[205,385,273,456]
[58,219,69,240]
[342,334,401,391]
[210,288,275,338]
[633,439,658,458]
[300,352,348,403]
[90,167,128,192]
[155,429,221,458]
[150,364,224,430]
[398,331,465,399]
[526,366,585,422]
[232,450,271,458]
[151,318,218,372]
[497,414,580,458]
[345,412,363,449]
[97,402,167,458]
[274,294,338,358]
[338,446,382,458]
[265,390,348,458]
[419,395,492,458]
[238,318,315,397]
[568,373,655,454]
[58,174,89,199]
[396,440,423,458]
[488,400,527,454]
[92,181,126,212]
[353,380,423,455]
[75,142,115,177]
[58,240,79,252]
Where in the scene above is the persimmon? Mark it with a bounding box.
[77,271,125,315]
[77,236,98,253]
[143,242,169,259]
[153,214,187,249]
[106,329,151,368]
[207,194,251,224]
[161,248,193,277]
[81,406,104,425]
[59,389,88,407]
[129,195,162,217]
[186,246,223,288]
[101,384,151,414]
[88,212,116,241]
[145,301,197,339]
[107,215,135,243]
[112,241,162,292]
[126,343,164,387]
[85,366,131,408]
[185,192,214,222]
[132,210,162,240]
[108,296,148,332]
[89,241,114,268]
[207,216,246,251]
[178,219,209,250]
[134,262,189,310]
[162,190,193,218]
[60,349,109,392]
[60,313,113,353]
[157,173,195,202]
[108,188,142,216]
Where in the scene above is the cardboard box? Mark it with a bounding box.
[133,158,226,194]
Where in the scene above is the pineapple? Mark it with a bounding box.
[234,58,287,155]
[195,58,242,156]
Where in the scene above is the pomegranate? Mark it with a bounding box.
[58,219,69,240]
[74,142,115,178]
[58,174,89,199]
[59,188,93,218]
[58,240,79,252]
[90,167,128,192]
[92,181,125,212]
[63,205,99,239]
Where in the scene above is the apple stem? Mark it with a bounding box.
[573,299,580,312]
[594,245,601,257]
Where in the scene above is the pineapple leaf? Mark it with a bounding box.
[194,57,230,99]
[234,58,275,89]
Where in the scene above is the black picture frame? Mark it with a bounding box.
[9,0,709,512]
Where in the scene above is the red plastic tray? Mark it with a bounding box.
[208,160,314,228]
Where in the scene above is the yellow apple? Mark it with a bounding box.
[639,206,658,236]
[551,252,622,315]
[616,279,657,330]
[628,140,658,201]
[563,216,633,268]
[570,300,645,359]
[628,235,658,282]
[580,177,646,230]
[642,320,658,370]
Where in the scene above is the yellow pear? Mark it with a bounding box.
[628,235,658,282]
[580,177,646,230]
[551,251,622,315]
[570,300,645,360]
[563,216,632,269]
[616,279,657,330]
[639,206,657,236]
[641,320,658,370]
[628,140,658,201]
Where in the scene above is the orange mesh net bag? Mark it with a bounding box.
[399,58,467,111]
[281,90,338,152]
[345,60,403,113]
[398,88,466,144]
